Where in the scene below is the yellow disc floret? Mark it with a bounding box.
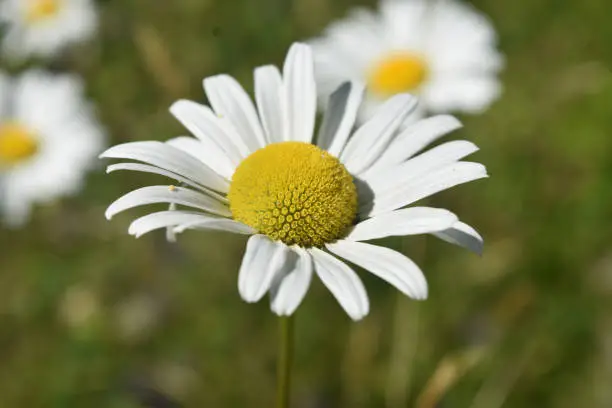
[229,142,358,248]
[26,0,61,23]
[368,52,428,96]
[0,122,39,168]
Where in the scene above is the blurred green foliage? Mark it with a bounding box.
[1,0,611,406]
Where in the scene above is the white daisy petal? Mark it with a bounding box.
[270,247,313,316]
[433,220,483,255]
[379,0,427,49]
[169,99,246,163]
[362,140,480,191]
[106,163,223,198]
[309,247,369,321]
[347,207,458,241]
[100,141,229,193]
[316,81,365,156]
[255,65,287,144]
[165,203,178,243]
[340,93,417,174]
[128,210,224,238]
[0,72,9,116]
[430,45,503,74]
[283,43,317,143]
[203,74,267,152]
[238,235,290,303]
[167,136,235,180]
[327,240,428,300]
[364,162,488,217]
[0,185,31,228]
[173,218,255,235]
[427,0,502,72]
[12,71,89,128]
[105,185,231,220]
[369,114,463,170]
[311,8,385,87]
[421,76,502,114]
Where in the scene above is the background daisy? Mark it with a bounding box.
[0,70,105,226]
[102,43,485,320]
[0,0,98,59]
[310,0,503,121]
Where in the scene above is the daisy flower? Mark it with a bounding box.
[102,43,486,320]
[310,0,503,122]
[0,70,105,226]
[0,0,98,59]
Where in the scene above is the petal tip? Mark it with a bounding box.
[241,293,259,304]
[350,312,368,321]
[289,42,310,52]
[168,100,182,114]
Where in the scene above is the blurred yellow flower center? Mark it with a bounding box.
[229,142,357,248]
[0,122,39,168]
[369,53,428,96]
[26,0,60,23]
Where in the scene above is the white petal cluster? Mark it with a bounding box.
[102,43,486,320]
[0,0,98,59]
[0,70,105,226]
[310,0,503,121]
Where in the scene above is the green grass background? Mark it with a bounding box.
[1,0,611,406]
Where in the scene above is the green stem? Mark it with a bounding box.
[276,315,294,408]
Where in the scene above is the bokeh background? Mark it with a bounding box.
[1,0,611,406]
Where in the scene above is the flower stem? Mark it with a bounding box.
[385,235,427,407]
[277,315,294,408]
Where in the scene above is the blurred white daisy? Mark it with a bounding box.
[310,0,503,122]
[102,43,486,320]
[0,0,98,59]
[0,70,105,226]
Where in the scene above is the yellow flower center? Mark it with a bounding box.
[368,52,428,96]
[26,0,61,23]
[229,142,358,248]
[0,122,39,168]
